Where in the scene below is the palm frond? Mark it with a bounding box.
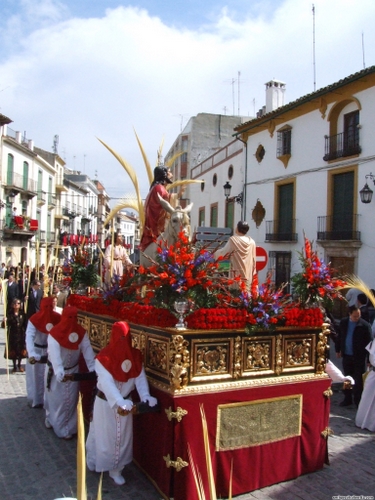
[96,473,103,500]
[165,150,184,167]
[228,459,233,500]
[134,129,154,186]
[166,179,203,191]
[337,274,375,308]
[77,394,87,500]
[157,137,165,165]
[187,443,206,500]
[200,404,217,500]
[97,137,144,227]
[104,198,143,229]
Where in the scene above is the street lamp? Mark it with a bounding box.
[359,173,375,204]
[7,190,17,203]
[223,181,243,206]
[223,181,232,200]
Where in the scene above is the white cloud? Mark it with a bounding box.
[1,0,375,201]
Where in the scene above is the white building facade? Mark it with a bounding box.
[233,66,375,306]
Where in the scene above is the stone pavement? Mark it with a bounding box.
[0,327,374,500]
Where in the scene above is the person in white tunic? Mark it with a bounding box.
[44,306,96,439]
[355,340,375,431]
[25,297,61,408]
[104,233,133,286]
[86,321,157,486]
[215,221,257,291]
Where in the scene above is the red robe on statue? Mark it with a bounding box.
[139,184,171,251]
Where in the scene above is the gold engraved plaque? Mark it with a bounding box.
[216,394,302,451]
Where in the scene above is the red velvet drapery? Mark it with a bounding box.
[133,378,331,500]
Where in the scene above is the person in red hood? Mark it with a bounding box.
[86,321,157,486]
[44,306,96,440]
[25,297,61,408]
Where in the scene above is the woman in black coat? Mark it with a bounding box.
[4,298,27,373]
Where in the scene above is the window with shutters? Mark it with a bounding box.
[199,207,205,226]
[269,251,291,294]
[276,126,292,168]
[317,168,360,241]
[23,162,29,190]
[266,180,297,242]
[225,200,234,230]
[210,204,218,228]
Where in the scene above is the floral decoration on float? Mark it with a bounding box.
[68,233,347,331]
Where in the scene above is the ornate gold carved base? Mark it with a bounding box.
[78,311,331,395]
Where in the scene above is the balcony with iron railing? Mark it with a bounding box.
[48,194,57,208]
[323,131,361,161]
[48,231,56,243]
[38,230,46,242]
[4,172,38,197]
[265,219,298,242]
[37,190,47,205]
[55,175,68,191]
[317,214,361,241]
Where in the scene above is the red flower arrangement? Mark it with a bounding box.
[135,231,237,311]
[291,235,346,308]
[67,234,346,331]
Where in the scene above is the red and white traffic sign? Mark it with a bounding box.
[256,246,268,272]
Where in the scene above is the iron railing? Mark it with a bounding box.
[317,214,361,241]
[323,131,360,161]
[265,219,298,242]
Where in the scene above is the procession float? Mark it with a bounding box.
[64,135,348,500]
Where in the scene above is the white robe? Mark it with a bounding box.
[44,333,95,438]
[356,341,375,431]
[215,234,256,289]
[25,322,49,408]
[104,244,132,285]
[86,360,151,472]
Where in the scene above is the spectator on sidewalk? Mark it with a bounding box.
[357,293,370,323]
[4,298,27,373]
[336,305,372,407]
[26,280,43,321]
[6,273,20,315]
[345,287,361,307]
[25,297,61,408]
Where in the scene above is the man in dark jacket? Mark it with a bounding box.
[6,273,20,314]
[336,305,372,407]
[25,280,43,320]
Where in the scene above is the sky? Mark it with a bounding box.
[1,0,375,202]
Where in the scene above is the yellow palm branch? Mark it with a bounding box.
[77,394,87,500]
[187,443,206,500]
[97,137,143,224]
[165,150,184,168]
[104,197,144,229]
[200,405,217,500]
[134,129,154,186]
[157,137,165,164]
[337,274,375,308]
[167,179,203,191]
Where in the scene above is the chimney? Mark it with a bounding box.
[265,79,286,113]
